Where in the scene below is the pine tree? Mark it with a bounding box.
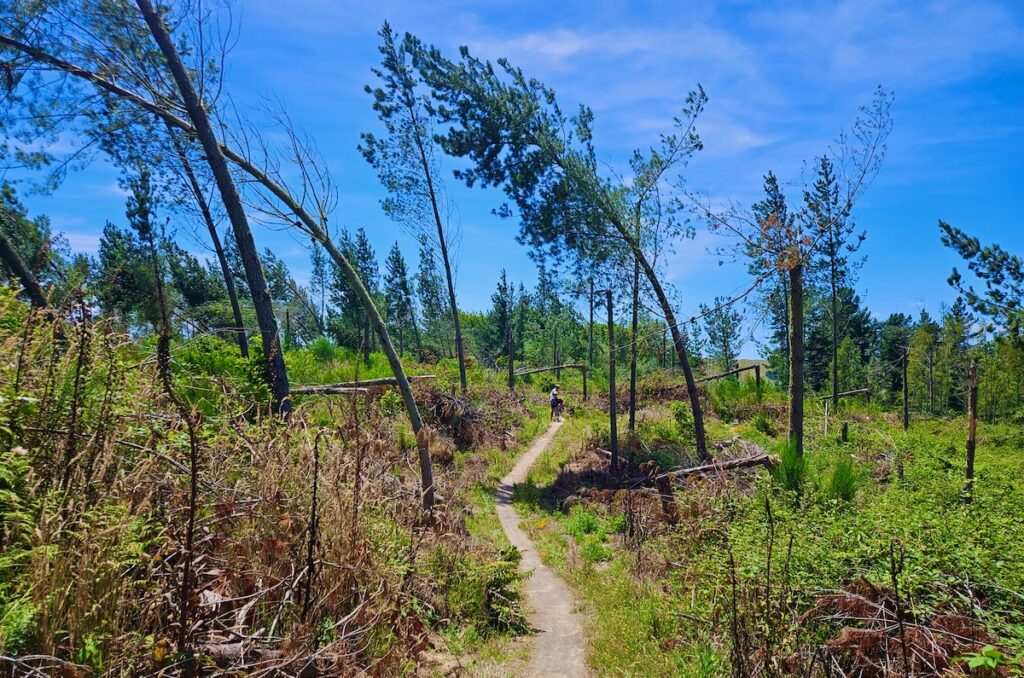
[700,296,744,372]
[874,313,913,403]
[384,242,421,358]
[416,237,448,359]
[805,156,866,405]
[939,298,974,412]
[908,311,941,413]
[480,269,514,366]
[309,241,329,332]
[362,23,468,390]
[749,172,794,386]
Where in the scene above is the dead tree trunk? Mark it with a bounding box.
[405,285,423,359]
[781,272,790,387]
[927,345,935,415]
[696,364,761,383]
[136,0,290,413]
[788,263,804,457]
[606,289,618,475]
[165,121,248,357]
[0,222,49,309]
[554,326,560,380]
[965,359,978,503]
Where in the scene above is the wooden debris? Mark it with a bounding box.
[657,452,778,481]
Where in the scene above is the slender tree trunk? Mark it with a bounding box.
[781,273,790,387]
[629,257,639,432]
[554,325,560,380]
[606,289,618,474]
[588,278,595,370]
[928,347,935,415]
[831,266,839,407]
[635,252,708,462]
[362,312,371,365]
[789,263,805,457]
[662,323,668,369]
[411,127,467,392]
[507,325,514,390]
[964,359,978,503]
[136,0,290,413]
[165,121,248,357]
[0,222,49,309]
[902,347,910,430]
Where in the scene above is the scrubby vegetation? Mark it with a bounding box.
[0,288,551,674]
[511,384,1024,676]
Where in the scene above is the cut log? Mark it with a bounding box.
[291,375,435,394]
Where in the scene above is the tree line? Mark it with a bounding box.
[2,2,1023,510]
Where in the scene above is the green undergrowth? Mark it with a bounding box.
[510,396,1024,675]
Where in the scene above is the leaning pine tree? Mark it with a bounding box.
[419,41,712,460]
[360,23,469,392]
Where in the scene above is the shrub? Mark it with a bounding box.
[751,411,775,436]
[708,377,762,421]
[580,535,613,563]
[671,401,694,439]
[565,505,601,540]
[309,335,338,363]
[377,390,403,418]
[426,544,527,636]
[826,453,857,503]
[771,438,806,498]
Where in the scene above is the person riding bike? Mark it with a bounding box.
[550,384,564,420]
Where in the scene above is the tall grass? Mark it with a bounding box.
[771,438,806,498]
[826,453,858,502]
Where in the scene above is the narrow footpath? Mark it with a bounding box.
[495,420,588,678]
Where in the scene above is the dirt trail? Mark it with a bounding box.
[495,420,588,678]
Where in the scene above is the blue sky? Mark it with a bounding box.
[8,0,1024,355]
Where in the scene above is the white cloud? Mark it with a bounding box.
[63,231,101,254]
[753,0,1024,87]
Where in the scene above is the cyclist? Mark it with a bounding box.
[549,384,563,420]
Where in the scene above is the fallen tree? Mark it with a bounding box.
[695,363,762,385]
[514,363,587,376]
[291,375,435,394]
[657,452,778,481]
